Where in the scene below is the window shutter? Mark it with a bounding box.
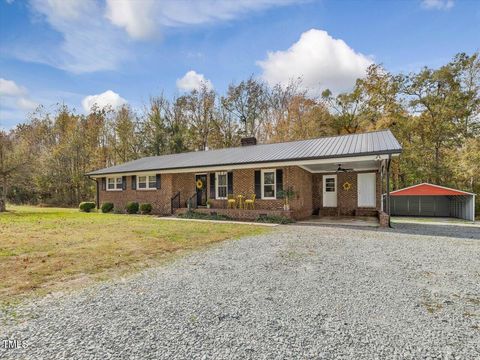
[209,173,216,199]
[156,174,161,189]
[101,177,106,191]
[227,172,233,195]
[254,170,261,199]
[131,175,136,190]
[276,169,283,199]
[122,176,127,191]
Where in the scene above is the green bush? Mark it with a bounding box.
[256,215,294,224]
[101,202,114,213]
[178,210,232,221]
[139,203,152,214]
[79,202,96,213]
[126,202,139,214]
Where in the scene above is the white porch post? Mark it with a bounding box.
[386,155,391,227]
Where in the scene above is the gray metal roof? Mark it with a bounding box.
[87,129,402,176]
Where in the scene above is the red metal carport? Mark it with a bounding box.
[388,183,475,221]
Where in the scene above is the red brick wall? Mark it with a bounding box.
[129,166,313,219]
[203,166,312,218]
[97,166,379,219]
[172,173,196,207]
[312,171,381,216]
[99,174,173,215]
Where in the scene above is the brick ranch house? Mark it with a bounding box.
[86,130,402,225]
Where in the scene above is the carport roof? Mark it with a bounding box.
[390,183,475,196]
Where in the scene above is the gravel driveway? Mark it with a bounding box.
[1,222,479,359]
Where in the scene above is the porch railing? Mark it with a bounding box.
[186,193,197,210]
[171,192,180,214]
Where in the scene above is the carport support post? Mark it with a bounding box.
[386,156,391,228]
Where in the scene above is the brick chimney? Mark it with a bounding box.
[240,137,257,146]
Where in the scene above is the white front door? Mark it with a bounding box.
[323,175,337,207]
[357,173,376,207]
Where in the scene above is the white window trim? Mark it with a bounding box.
[261,169,276,200]
[137,174,157,191]
[106,176,123,191]
[215,172,228,200]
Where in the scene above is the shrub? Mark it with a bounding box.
[126,202,139,214]
[178,210,231,221]
[101,202,114,213]
[139,203,152,214]
[256,215,294,224]
[79,202,96,213]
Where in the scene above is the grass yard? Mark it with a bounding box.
[0,205,267,303]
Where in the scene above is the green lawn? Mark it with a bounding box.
[0,205,267,303]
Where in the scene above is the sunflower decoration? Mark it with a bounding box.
[343,181,352,191]
[196,179,204,189]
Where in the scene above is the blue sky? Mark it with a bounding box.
[0,0,479,129]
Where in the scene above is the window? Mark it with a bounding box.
[137,175,157,190]
[216,172,227,199]
[261,169,276,199]
[325,178,335,192]
[107,176,122,191]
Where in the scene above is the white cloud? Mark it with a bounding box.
[5,0,299,73]
[16,97,39,111]
[81,90,127,112]
[0,78,26,97]
[105,0,157,40]
[105,0,300,40]
[176,70,213,92]
[421,0,454,10]
[10,0,129,73]
[37,0,91,20]
[0,78,37,109]
[257,29,373,94]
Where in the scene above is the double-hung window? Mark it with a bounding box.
[137,175,157,190]
[216,172,228,199]
[107,176,122,191]
[261,169,276,199]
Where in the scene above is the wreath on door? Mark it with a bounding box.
[343,181,352,191]
[196,179,204,189]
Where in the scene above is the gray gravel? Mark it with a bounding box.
[1,223,479,359]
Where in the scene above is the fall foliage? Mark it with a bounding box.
[1,53,479,212]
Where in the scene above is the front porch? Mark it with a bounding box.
[169,154,394,226]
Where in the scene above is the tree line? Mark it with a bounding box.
[1,52,479,212]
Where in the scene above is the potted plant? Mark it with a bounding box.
[279,187,295,211]
[206,199,212,209]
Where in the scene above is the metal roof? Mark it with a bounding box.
[87,129,402,176]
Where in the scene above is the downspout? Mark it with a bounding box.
[386,155,392,228]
